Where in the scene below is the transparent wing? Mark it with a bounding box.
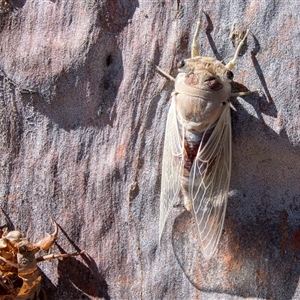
[189,105,231,259]
[159,97,183,242]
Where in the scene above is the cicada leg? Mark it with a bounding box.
[36,251,84,262]
[191,20,201,58]
[183,195,192,211]
[230,90,261,97]
[226,29,249,70]
[35,219,58,251]
[147,60,175,82]
[226,30,261,96]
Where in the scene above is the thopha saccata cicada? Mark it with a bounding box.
[150,16,259,259]
[0,219,82,300]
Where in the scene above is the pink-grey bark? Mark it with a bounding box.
[0,0,299,299]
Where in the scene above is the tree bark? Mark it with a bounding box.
[0,0,299,299]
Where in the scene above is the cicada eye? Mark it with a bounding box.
[177,60,185,69]
[226,70,234,80]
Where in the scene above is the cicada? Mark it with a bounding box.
[0,219,82,299]
[151,17,258,259]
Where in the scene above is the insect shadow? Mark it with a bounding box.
[45,223,110,300]
[8,0,139,131]
[0,207,15,231]
[250,34,274,108]
[23,36,124,131]
[203,12,223,62]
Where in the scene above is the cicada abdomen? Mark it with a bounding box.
[154,18,258,259]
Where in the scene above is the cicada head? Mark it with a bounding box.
[17,240,38,274]
[175,56,233,102]
[18,240,35,253]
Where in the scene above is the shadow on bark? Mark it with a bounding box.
[41,252,110,300]
[56,253,110,300]
[18,0,139,131]
[33,35,123,130]
[172,212,300,300]
[47,223,110,299]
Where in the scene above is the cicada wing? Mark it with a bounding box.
[159,98,184,242]
[189,106,232,259]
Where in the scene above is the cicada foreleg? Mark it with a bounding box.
[191,20,201,58]
[147,60,175,82]
[36,251,84,263]
[225,29,261,97]
[226,29,249,71]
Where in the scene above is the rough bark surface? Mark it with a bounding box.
[0,0,299,299]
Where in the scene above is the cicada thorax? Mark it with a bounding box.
[173,56,233,211]
[174,56,233,130]
[13,240,46,300]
